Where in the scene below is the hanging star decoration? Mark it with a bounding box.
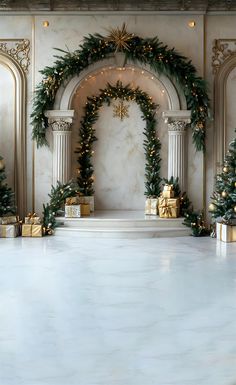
[105,23,134,52]
[113,100,130,121]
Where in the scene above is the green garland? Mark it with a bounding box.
[31,26,209,151]
[75,81,161,197]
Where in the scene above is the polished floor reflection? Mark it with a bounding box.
[0,236,236,385]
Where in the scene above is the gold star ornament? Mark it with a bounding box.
[113,100,130,121]
[105,23,134,52]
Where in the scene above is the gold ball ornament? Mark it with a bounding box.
[0,158,5,171]
[209,203,216,212]
[223,166,229,173]
[221,191,227,198]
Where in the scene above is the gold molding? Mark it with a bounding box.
[212,39,236,74]
[0,39,30,73]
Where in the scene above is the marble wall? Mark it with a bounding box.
[0,12,236,214]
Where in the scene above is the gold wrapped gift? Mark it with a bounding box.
[145,198,159,215]
[65,205,81,218]
[22,224,32,237]
[162,190,175,198]
[162,184,175,198]
[78,196,94,212]
[163,184,173,192]
[22,224,43,237]
[0,224,20,238]
[65,196,80,205]
[216,223,236,242]
[32,225,43,237]
[159,197,180,218]
[25,212,41,225]
[80,203,90,216]
[0,216,18,225]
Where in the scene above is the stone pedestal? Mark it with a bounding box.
[45,110,74,185]
[163,110,191,192]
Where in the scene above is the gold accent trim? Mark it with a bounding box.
[32,16,35,212]
[212,39,236,74]
[0,39,30,73]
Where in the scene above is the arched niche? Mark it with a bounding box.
[214,53,236,172]
[0,52,27,217]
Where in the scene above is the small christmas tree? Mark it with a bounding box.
[0,156,16,216]
[209,131,236,224]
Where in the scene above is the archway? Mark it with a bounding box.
[0,52,26,217]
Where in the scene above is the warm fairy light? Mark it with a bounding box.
[188,20,196,28]
[43,21,49,27]
[161,89,165,93]
[151,76,154,80]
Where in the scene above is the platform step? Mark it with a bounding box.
[55,226,190,238]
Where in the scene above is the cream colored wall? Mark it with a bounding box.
[0,12,234,215]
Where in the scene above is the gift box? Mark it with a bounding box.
[161,184,175,199]
[22,224,43,237]
[65,205,81,218]
[65,195,94,212]
[78,196,94,212]
[145,198,159,215]
[80,203,90,216]
[32,225,43,237]
[158,197,180,218]
[0,223,20,238]
[65,196,80,205]
[25,213,41,225]
[216,222,236,242]
[0,216,18,225]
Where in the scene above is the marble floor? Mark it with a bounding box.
[0,235,236,385]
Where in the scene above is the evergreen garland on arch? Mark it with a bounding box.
[31,25,209,151]
[75,81,162,197]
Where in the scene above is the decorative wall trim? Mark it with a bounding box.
[212,39,236,74]
[213,44,236,174]
[0,39,30,73]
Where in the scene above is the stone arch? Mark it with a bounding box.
[54,55,186,111]
[214,53,236,172]
[0,52,26,217]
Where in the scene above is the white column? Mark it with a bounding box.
[45,110,74,185]
[167,121,187,192]
[162,110,191,193]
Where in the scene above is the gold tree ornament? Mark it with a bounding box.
[208,203,216,212]
[223,166,229,173]
[0,158,5,171]
[221,191,227,198]
[105,23,134,52]
[113,100,130,121]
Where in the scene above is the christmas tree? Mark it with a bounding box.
[0,156,16,216]
[209,131,236,224]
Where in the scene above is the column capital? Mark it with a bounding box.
[167,120,188,132]
[162,110,191,125]
[45,110,74,131]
